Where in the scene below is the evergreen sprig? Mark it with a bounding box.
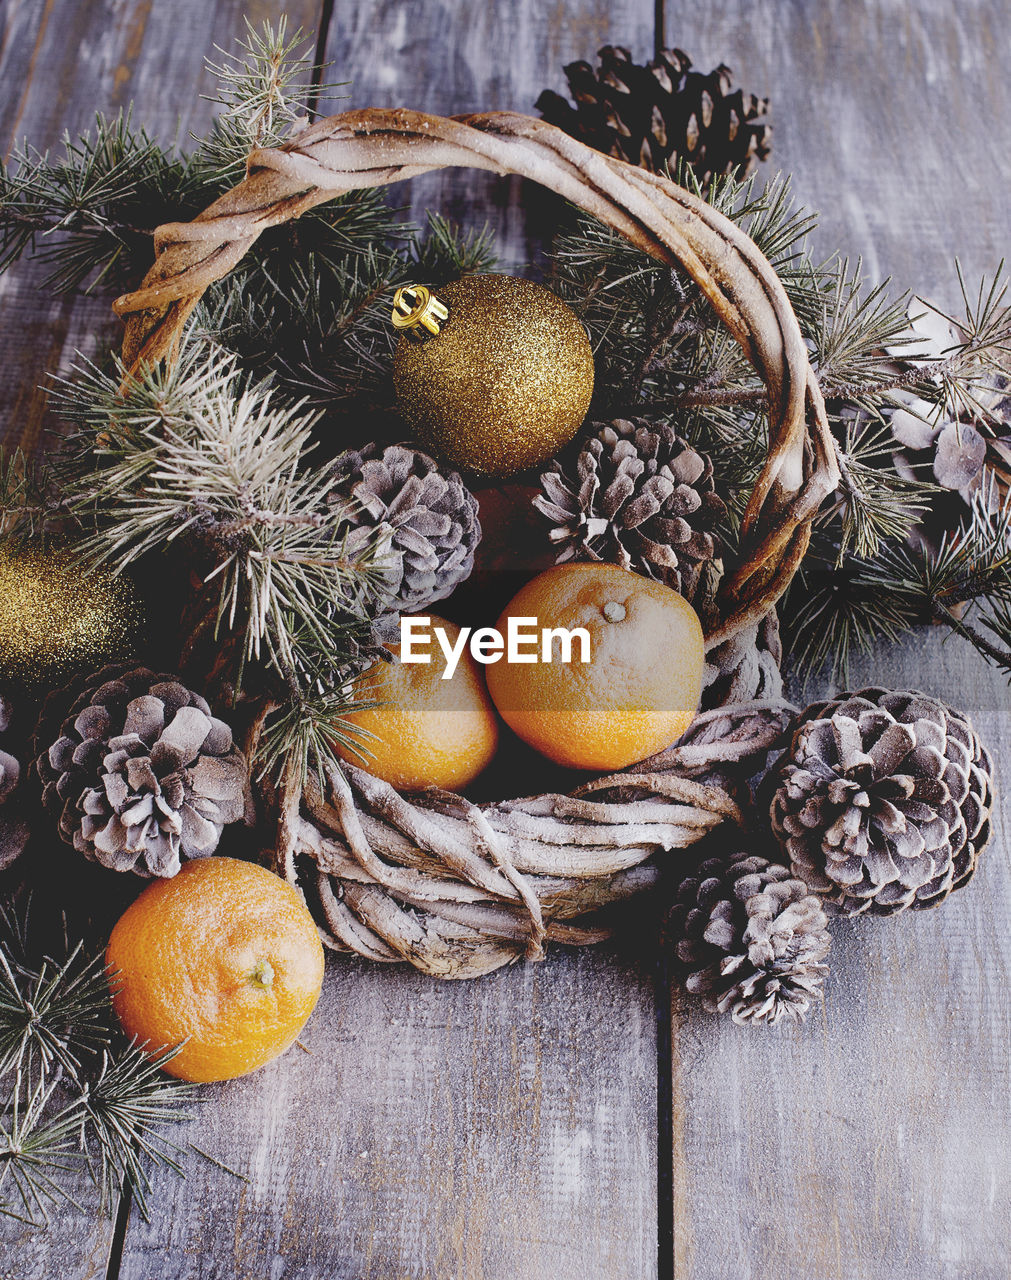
[258,684,382,790]
[922,261,1011,425]
[196,16,347,182]
[0,448,61,541]
[780,540,920,687]
[0,112,203,293]
[52,342,386,693]
[80,1043,194,1220]
[824,415,932,560]
[0,944,110,1079]
[0,904,195,1228]
[0,1075,87,1225]
[888,474,1011,675]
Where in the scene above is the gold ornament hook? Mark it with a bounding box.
[391,284,450,337]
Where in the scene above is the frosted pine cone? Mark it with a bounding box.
[770,689,995,916]
[0,693,17,806]
[535,419,725,599]
[0,694,28,871]
[887,302,1011,509]
[329,443,480,614]
[669,852,831,1026]
[36,665,247,878]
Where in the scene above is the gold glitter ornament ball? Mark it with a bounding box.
[0,543,141,690]
[392,274,595,477]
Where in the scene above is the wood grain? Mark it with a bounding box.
[323,0,656,269]
[658,9,1011,1273]
[5,2,1011,1278]
[660,10,1008,1269]
[116,943,659,1280]
[669,630,1011,1280]
[661,0,1011,299]
[0,0,323,457]
[0,3,321,1277]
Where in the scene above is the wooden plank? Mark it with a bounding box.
[324,0,657,268]
[116,944,659,1280]
[659,6,1011,1274]
[661,0,1011,297]
[0,3,322,1276]
[670,631,1011,1280]
[0,0,323,457]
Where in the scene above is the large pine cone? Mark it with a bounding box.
[329,443,480,615]
[537,46,771,181]
[770,689,995,916]
[0,695,17,806]
[669,851,831,1026]
[0,694,28,871]
[534,418,725,600]
[36,665,248,878]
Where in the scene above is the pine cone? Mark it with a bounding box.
[0,695,17,806]
[329,443,481,614]
[0,694,29,871]
[669,851,831,1026]
[534,418,725,599]
[36,665,248,878]
[770,688,995,917]
[886,302,1011,521]
[537,46,770,181]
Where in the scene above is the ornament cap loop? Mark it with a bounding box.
[391,284,450,337]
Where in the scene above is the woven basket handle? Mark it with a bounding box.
[113,109,839,646]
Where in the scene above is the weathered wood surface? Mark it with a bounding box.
[0,0,321,458]
[660,7,1011,1276]
[663,0,1011,299]
[673,632,1011,1280]
[2,3,663,1279]
[117,945,658,1280]
[324,0,656,268]
[0,1,320,1276]
[3,2,1011,1279]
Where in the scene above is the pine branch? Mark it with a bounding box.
[53,340,389,694]
[257,679,384,789]
[0,24,351,294]
[932,600,1011,674]
[823,415,932,559]
[919,261,1011,426]
[878,472,1011,675]
[0,1074,87,1226]
[0,112,203,293]
[194,16,348,184]
[781,539,920,685]
[0,903,197,1228]
[0,448,67,540]
[79,1043,194,1220]
[0,944,110,1081]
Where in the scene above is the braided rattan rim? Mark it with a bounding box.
[114,111,836,976]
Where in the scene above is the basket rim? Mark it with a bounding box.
[113,107,839,646]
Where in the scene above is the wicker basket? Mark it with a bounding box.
[114,110,839,977]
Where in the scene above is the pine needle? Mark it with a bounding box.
[80,1043,195,1220]
[0,1074,88,1226]
[0,944,110,1081]
[0,902,199,1228]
